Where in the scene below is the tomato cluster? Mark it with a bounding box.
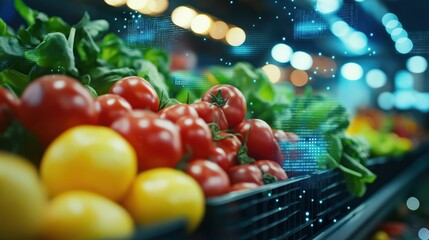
[0,74,292,238]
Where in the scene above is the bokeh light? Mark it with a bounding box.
[366,69,387,88]
[262,64,282,83]
[271,43,293,63]
[191,14,213,35]
[395,70,414,90]
[209,21,229,40]
[291,51,313,70]
[382,13,398,26]
[341,62,363,81]
[171,6,197,29]
[395,37,413,54]
[406,56,428,73]
[378,92,394,110]
[390,28,408,42]
[345,31,368,52]
[290,70,309,87]
[126,0,149,10]
[406,197,420,211]
[316,0,342,14]
[226,27,246,46]
[105,0,126,7]
[330,20,351,37]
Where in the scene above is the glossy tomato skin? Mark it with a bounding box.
[235,119,283,165]
[0,87,20,133]
[253,160,288,181]
[273,129,299,144]
[158,104,199,123]
[111,110,183,171]
[229,182,259,193]
[95,94,132,126]
[190,101,228,130]
[202,84,246,129]
[207,146,231,171]
[213,133,240,167]
[18,75,98,147]
[176,117,212,160]
[109,76,159,112]
[185,160,230,198]
[227,164,263,186]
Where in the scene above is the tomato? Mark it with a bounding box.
[207,146,231,171]
[229,182,259,193]
[122,168,205,233]
[18,75,97,147]
[253,160,288,182]
[176,117,212,159]
[213,132,241,168]
[235,119,283,165]
[41,126,137,201]
[0,87,20,121]
[227,164,263,186]
[109,76,159,112]
[185,160,230,198]
[94,94,132,126]
[40,191,134,240]
[202,84,246,129]
[273,129,299,144]
[0,152,47,239]
[190,101,228,130]
[158,103,199,122]
[111,110,183,171]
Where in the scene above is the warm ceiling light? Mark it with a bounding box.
[146,0,169,15]
[226,27,246,46]
[105,0,126,7]
[290,70,309,87]
[171,6,197,29]
[127,0,149,10]
[262,64,282,83]
[209,21,229,40]
[191,14,212,35]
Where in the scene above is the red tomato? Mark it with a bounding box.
[158,104,199,123]
[185,160,230,198]
[176,117,212,160]
[253,160,288,182]
[95,94,132,126]
[202,84,246,129]
[109,76,159,112]
[111,110,183,171]
[229,182,259,193]
[213,132,240,168]
[227,164,263,186]
[273,129,299,144]
[18,75,97,146]
[207,147,231,171]
[190,101,228,131]
[0,87,20,133]
[234,119,283,165]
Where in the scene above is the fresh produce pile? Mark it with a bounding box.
[0,0,384,239]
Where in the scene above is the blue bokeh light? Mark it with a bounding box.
[341,62,363,81]
[395,37,414,54]
[406,56,428,74]
[378,92,394,110]
[366,69,387,88]
[395,70,414,90]
[271,43,293,63]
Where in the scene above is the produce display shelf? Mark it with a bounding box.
[312,150,429,240]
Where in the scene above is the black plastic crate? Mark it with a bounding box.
[194,175,311,240]
[304,169,359,235]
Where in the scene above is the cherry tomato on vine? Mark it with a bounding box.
[158,104,199,123]
[190,101,228,131]
[176,117,212,160]
[202,84,246,129]
[207,146,231,171]
[212,132,240,168]
[111,110,182,171]
[95,94,132,126]
[235,119,283,165]
[109,76,159,112]
[0,87,20,133]
[185,160,230,198]
[18,75,98,147]
[227,164,263,186]
[253,160,288,182]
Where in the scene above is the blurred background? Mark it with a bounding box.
[2,0,429,116]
